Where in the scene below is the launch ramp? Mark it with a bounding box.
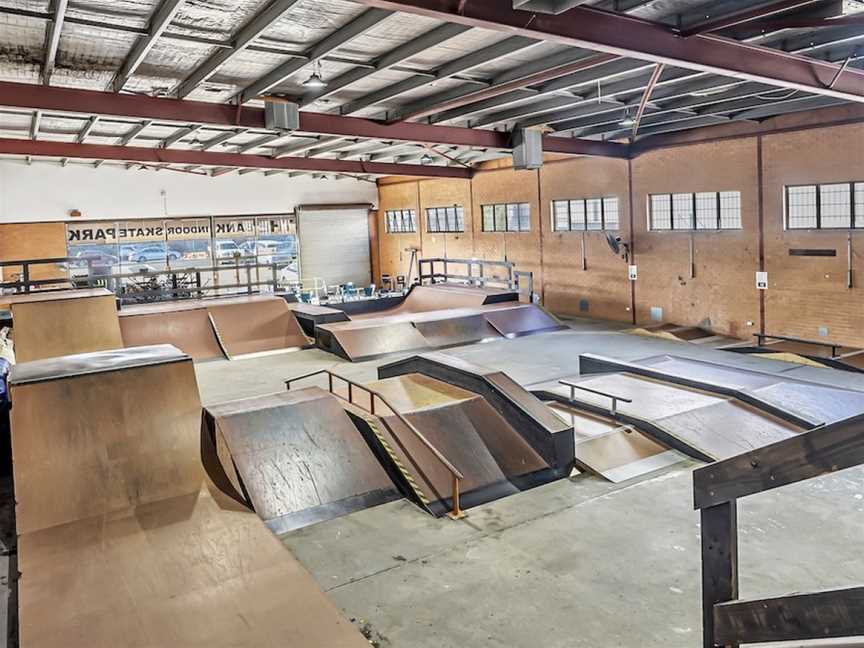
[202,388,401,534]
[8,345,369,648]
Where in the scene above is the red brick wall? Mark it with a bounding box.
[377,120,864,346]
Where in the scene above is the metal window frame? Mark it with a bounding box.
[651,191,743,232]
[481,202,531,233]
[551,196,619,232]
[783,182,858,230]
[425,204,465,233]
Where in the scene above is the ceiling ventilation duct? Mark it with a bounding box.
[512,128,543,170]
[264,101,299,133]
[512,0,593,14]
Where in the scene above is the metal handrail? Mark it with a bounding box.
[286,369,465,519]
[754,332,843,357]
[559,379,633,416]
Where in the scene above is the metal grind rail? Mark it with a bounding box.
[286,369,466,519]
[559,379,633,416]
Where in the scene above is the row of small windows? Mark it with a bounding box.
[481,203,531,232]
[786,183,864,230]
[385,209,417,233]
[426,206,465,233]
[649,192,742,231]
[388,185,864,235]
[552,197,619,232]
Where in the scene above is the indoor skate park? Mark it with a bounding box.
[1,1,864,647]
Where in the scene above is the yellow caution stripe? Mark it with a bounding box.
[359,413,430,506]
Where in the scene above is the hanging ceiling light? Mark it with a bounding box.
[420,152,433,165]
[619,107,635,128]
[303,59,327,89]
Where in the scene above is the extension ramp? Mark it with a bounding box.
[353,374,553,516]
[8,345,369,648]
[8,288,122,362]
[202,388,401,534]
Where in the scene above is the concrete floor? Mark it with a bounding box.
[193,318,864,647]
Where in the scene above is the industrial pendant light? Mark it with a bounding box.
[619,107,635,128]
[303,59,327,89]
[420,152,433,165]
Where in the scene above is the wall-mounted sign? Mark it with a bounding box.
[213,218,256,238]
[628,265,638,281]
[756,271,768,290]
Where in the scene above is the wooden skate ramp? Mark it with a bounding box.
[203,388,401,534]
[9,288,122,362]
[365,374,551,513]
[207,296,309,357]
[119,306,225,361]
[350,283,518,320]
[8,345,369,648]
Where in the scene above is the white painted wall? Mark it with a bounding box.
[0,159,378,222]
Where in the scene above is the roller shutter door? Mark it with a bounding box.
[296,205,372,288]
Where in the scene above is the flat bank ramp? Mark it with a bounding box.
[119,295,310,360]
[546,403,684,483]
[318,303,563,361]
[350,283,518,320]
[203,388,401,534]
[580,353,864,427]
[535,372,802,462]
[8,345,369,648]
[362,374,552,514]
[9,288,122,362]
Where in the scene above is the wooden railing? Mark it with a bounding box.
[694,412,864,647]
[286,370,466,519]
[558,379,632,416]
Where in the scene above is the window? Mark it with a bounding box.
[385,209,417,233]
[426,205,464,233]
[481,202,531,232]
[551,197,620,231]
[649,191,742,230]
[785,182,864,229]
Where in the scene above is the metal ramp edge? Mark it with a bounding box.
[378,352,575,472]
[578,353,821,429]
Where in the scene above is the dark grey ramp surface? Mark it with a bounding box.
[537,374,802,462]
[639,354,864,425]
[203,387,401,534]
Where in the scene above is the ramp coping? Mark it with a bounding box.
[10,344,189,385]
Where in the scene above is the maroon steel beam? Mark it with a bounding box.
[733,13,864,31]
[390,52,619,123]
[677,0,825,37]
[0,137,475,178]
[348,0,864,104]
[0,81,628,158]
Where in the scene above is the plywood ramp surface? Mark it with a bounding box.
[120,307,225,361]
[207,297,309,356]
[9,345,369,648]
[10,289,122,362]
[351,283,515,320]
[205,388,400,533]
